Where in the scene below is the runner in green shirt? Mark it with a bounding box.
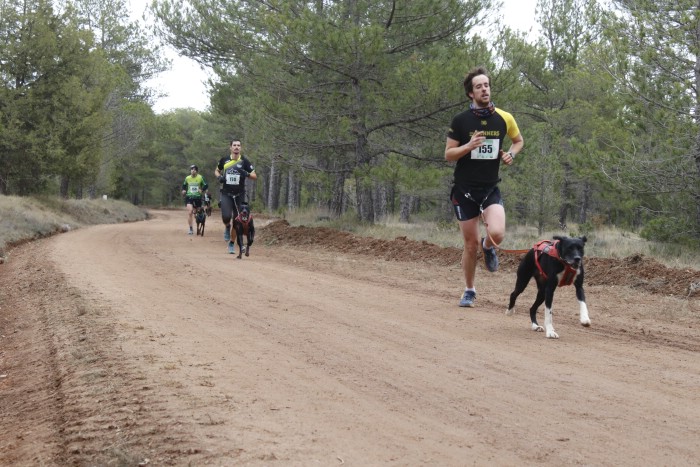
[181,165,209,235]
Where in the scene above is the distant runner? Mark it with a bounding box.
[182,164,209,235]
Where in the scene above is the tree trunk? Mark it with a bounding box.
[399,194,412,222]
[538,170,546,235]
[355,176,374,222]
[695,151,700,239]
[579,181,590,224]
[694,104,700,239]
[287,168,298,211]
[247,179,256,204]
[694,12,700,239]
[259,166,270,207]
[373,183,387,222]
[536,138,549,235]
[267,157,280,211]
[60,176,70,199]
[387,181,396,214]
[558,162,573,229]
[330,171,346,217]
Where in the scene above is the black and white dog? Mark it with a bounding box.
[506,235,591,339]
[233,202,255,259]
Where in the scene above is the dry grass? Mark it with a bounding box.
[283,208,700,271]
[1,198,697,271]
[0,195,147,257]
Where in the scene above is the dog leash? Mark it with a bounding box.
[479,213,530,254]
[461,187,530,255]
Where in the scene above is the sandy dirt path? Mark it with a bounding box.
[1,209,699,466]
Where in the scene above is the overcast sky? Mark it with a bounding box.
[129,0,538,114]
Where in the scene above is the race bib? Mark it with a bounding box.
[188,185,200,194]
[226,172,241,185]
[471,138,500,160]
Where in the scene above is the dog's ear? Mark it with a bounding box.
[580,235,587,244]
[553,237,564,256]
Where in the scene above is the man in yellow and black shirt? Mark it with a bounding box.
[182,164,209,235]
[215,138,258,254]
[445,66,524,308]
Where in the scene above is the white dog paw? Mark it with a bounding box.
[579,302,591,327]
[506,308,515,316]
[546,330,560,339]
[532,324,544,332]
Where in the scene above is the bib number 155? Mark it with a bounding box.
[471,138,500,160]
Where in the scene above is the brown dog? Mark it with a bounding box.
[232,203,255,259]
[195,206,206,236]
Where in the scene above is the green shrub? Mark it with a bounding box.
[641,217,678,243]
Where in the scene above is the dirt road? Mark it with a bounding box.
[1,210,699,466]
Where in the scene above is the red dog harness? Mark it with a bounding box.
[235,211,253,235]
[533,240,578,286]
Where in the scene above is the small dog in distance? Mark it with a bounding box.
[195,206,206,236]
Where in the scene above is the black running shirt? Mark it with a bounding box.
[217,155,255,196]
[447,108,520,188]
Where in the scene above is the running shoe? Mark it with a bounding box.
[228,242,235,254]
[459,290,476,307]
[482,237,499,272]
[188,227,193,235]
[224,226,231,241]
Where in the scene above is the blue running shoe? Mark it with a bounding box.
[482,237,499,272]
[188,227,193,235]
[228,242,235,254]
[459,290,476,307]
[224,226,231,242]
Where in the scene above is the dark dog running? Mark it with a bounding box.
[204,193,212,217]
[233,203,255,259]
[195,206,206,236]
[506,235,590,339]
